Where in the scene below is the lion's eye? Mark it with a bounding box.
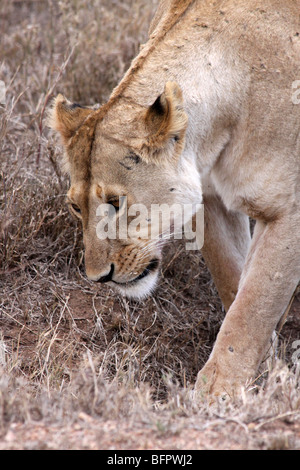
[107,198,120,211]
[70,203,81,215]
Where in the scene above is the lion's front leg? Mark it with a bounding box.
[201,194,251,312]
[196,211,300,400]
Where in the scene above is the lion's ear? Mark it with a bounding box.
[48,94,94,143]
[145,82,188,149]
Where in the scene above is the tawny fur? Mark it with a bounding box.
[49,0,300,400]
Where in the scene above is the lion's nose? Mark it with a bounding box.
[96,263,115,283]
[86,263,115,283]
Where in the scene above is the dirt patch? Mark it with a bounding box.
[1,401,300,450]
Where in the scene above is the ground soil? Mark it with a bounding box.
[0,291,299,451]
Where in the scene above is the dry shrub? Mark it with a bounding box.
[58,0,156,104]
[0,358,299,450]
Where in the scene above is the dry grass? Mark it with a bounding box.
[0,0,300,450]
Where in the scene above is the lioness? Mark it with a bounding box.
[49,0,300,398]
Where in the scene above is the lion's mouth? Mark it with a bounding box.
[94,258,160,299]
[112,258,160,286]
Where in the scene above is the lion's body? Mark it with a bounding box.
[50,0,300,398]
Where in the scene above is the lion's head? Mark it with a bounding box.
[49,82,202,299]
